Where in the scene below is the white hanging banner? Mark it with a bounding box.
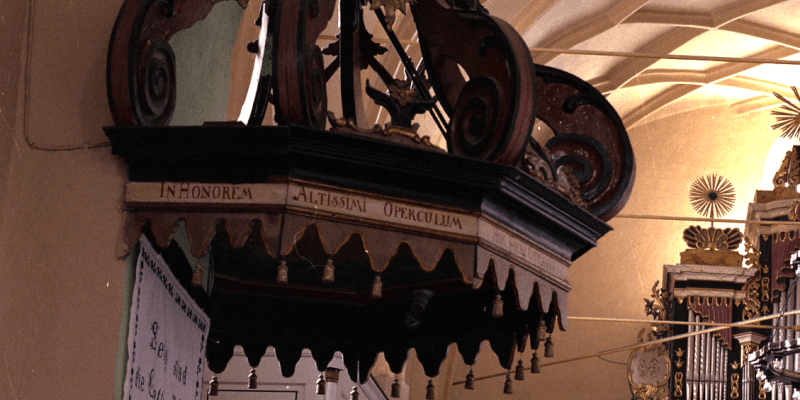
[123,235,210,400]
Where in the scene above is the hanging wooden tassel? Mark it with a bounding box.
[515,359,525,380]
[492,294,504,318]
[465,368,475,390]
[191,263,204,287]
[503,374,513,394]
[536,319,548,341]
[371,275,382,299]
[391,377,401,398]
[248,368,257,389]
[544,335,554,358]
[322,259,335,283]
[325,368,340,384]
[315,373,326,395]
[208,375,219,396]
[277,260,288,283]
[350,386,360,400]
[425,380,435,399]
[531,352,541,374]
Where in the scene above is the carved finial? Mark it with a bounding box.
[689,174,735,221]
[773,147,800,189]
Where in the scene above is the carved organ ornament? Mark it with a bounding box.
[634,214,760,400]
[746,169,800,400]
[105,0,636,393]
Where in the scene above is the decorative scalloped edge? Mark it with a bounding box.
[119,210,568,319]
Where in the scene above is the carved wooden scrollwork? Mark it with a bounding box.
[271,0,336,129]
[533,64,635,221]
[107,0,634,221]
[410,0,535,165]
[138,39,176,126]
[107,0,220,126]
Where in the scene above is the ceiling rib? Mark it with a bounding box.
[621,84,701,128]
[620,46,800,89]
[709,0,788,27]
[732,95,777,115]
[716,76,795,98]
[721,19,800,51]
[618,46,797,125]
[510,0,560,32]
[623,9,714,28]
[531,47,800,65]
[532,0,782,66]
[587,27,706,93]
[530,0,650,64]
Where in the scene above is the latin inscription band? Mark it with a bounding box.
[126,181,478,236]
[478,219,569,282]
[287,183,476,235]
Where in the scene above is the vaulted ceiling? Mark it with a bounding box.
[500,0,800,129]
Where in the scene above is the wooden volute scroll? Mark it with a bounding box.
[107,0,222,126]
[411,0,536,165]
[534,64,635,221]
[271,0,336,130]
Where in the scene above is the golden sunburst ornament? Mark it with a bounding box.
[689,174,736,221]
[771,86,800,139]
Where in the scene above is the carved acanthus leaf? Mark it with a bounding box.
[521,141,586,208]
[644,281,671,338]
[742,237,764,320]
[774,147,800,188]
[632,384,669,400]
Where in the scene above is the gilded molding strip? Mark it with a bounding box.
[674,347,684,398]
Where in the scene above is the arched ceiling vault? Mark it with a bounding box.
[502,0,800,128]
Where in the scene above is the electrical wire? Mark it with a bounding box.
[597,355,628,366]
[20,0,111,152]
[317,35,800,66]
[615,214,800,226]
[452,308,800,385]
[567,316,799,331]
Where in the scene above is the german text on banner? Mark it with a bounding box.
[123,235,210,400]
